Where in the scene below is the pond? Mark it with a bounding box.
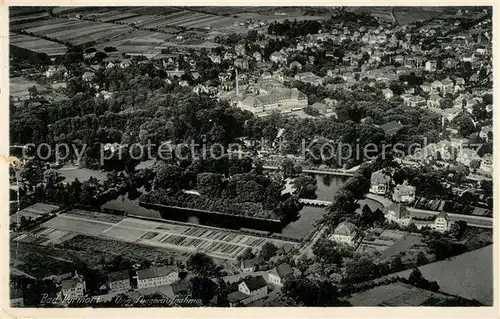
[101,172,383,240]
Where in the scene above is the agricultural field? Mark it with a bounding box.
[347,281,460,306]
[21,209,298,260]
[393,7,444,25]
[20,17,133,47]
[9,33,67,57]
[10,203,59,223]
[392,245,493,305]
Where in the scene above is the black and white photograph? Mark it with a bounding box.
[5,5,495,310]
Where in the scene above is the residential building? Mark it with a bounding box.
[329,221,358,246]
[60,271,86,299]
[294,72,323,86]
[240,257,262,273]
[455,148,481,167]
[382,88,394,99]
[433,211,451,232]
[384,203,412,226]
[404,95,426,107]
[108,270,131,293]
[425,60,437,72]
[427,92,442,108]
[268,263,293,286]
[392,181,416,203]
[369,170,392,195]
[137,266,179,289]
[208,53,221,64]
[253,51,262,62]
[235,43,246,56]
[227,275,268,306]
[479,154,492,175]
[270,51,287,64]
[238,88,308,115]
[480,125,492,141]
[234,58,249,70]
[82,71,95,82]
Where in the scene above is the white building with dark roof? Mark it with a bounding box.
[227,275,268,306]
[137,266,178,289]
[267,263,293,286]
[60,272,86,299]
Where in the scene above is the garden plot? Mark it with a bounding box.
[42,214,112,236]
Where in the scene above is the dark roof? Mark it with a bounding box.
[241,257,262,269]
[243,275,267,291]
[108,270,129,282]
[269,263,293,279]
[227,291,249,303]
[137,266,177,280]
[379,121,403,135]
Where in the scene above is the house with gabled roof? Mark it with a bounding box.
[240,257,262,273]
[329,221,358,246]
[268,263,293,286]
[392,181,416,203]
[384,203,412,226]
[227,275,268,306]
[379,121,403,136]
[137,266,178,289]
[370,170,392,195]
[108,270,131,293]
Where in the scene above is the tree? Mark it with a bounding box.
[190,276,217,305]
[312,238,344,266]
[407,268,440,292]
[187,253,216,276]
[344,256,379,283]
[153,162,184,190]
[390,255,405,272]
[450,220,467,240]
[259,242,278,260]
[282,277,345,306]
[415,251,428,266]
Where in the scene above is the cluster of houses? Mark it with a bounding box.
[228,262,295,306]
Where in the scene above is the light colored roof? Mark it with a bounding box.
[394,183,415,196]
[334,221,357,236]
[137,266,177,280]
[385,203,410,219]
[371,170,391,184]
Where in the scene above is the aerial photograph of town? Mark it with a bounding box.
[7,6,493,308]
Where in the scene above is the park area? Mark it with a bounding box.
[16,210,298,261]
